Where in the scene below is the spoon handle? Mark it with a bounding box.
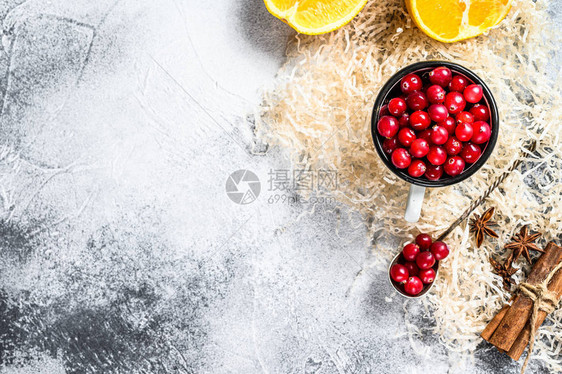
[436,140,537,242]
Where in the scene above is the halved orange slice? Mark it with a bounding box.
[406,0,512,43]
[264,0,369,35]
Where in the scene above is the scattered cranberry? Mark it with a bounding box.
[419,268,436,285]
[444,136,463,155]
[464,84,483,103]
[404,261,419,277]
[408,159,427,177]
[415,233,432,250]
[425,164,443,181]
[438,117,456,135]
[470,103,490,122]
[402,243,421,261]
[428,104,448,122]
[430,241,450,260]
[460,143,482,163]
[391,148,412,169]
[417,129,432,143]
[409,110,431,130]
[406,91,428,111]
[398,113,410,128]
[426,85,446,104]
[471,121,491,144]
[410,138,430,158]
[456,111,474,125]
[377,116,399,138]
[448,75,469,92]
[398,128,416,146]
[455,122,474,142]
[390,264,409,283]
[382,137,398,154]
[430,125,449,145]
[388,97,407,116]
[444,92,466,114]
[427,146,447,165]
[404,276,424,295]
[400,73,423,94]
[444,156,465,176]
[429,66,452,87]
[416,251,436,270]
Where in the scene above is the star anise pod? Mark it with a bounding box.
[505,225,543,265]
[489,257,518,291]
[470,207,499,247]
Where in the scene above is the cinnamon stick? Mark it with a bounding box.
[482,242,562,353]
[507,251,562,360]
[481,305,509,341]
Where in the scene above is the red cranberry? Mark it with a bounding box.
[464,84,483,103]
[430,125,449,145]
[456,111,474,125]
[400,73,423,94]
[404,276,424,295]
[402,243,421,261]
[409,111,431,130]
[438,117,456,135]
[425,164,443,181]
[448,75,469,92]
[416,251,435,270]
[415,233,432,250]
[429,66,452,87]
[444,136,463,155]
[408,159,427,177]
[391,148,412,169]
[460,143,482,163]
[455,122,474,142]
[471,121,492,144]
[379,104,390,117]
[406,91,428,111]
[430,241,450,260]
[444,156,465,176]
[382,137,398,154]
[444,92,466,114]
[390,264,409,283]
[427,146,447,165]
[419,268,436,285]
[470,103,490,122]
[398,113,410,128]
[410,138,430,158]
[404,261,419,277]
[388,97,407,116]
[398,128,416,146]
[377,115,399,138]
[426,85,446,104]
[417,129,432,143]
[428,104,448,122]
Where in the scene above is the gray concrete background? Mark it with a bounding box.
[0,1,559,373]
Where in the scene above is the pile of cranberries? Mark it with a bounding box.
[376,66,492,180]
[389,233,450,296]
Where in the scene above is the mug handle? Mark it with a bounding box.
[405,185,425,222]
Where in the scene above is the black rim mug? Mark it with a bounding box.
[371,61,499,222]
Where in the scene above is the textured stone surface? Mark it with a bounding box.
[0,1,559,373]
